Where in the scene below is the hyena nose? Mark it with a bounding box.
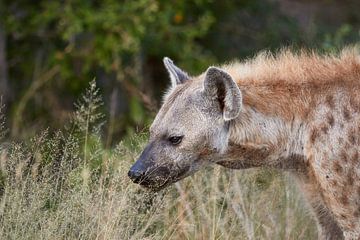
[128,169,145,184]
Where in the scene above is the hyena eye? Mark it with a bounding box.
[168,136,183,145]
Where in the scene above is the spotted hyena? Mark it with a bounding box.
[128,48,360,239]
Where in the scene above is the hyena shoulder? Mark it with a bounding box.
[304,89,360,237]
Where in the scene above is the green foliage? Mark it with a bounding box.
[2,0,222,139]
[0,101,5,141]
[2,0,359,140]
[321,24,358,52]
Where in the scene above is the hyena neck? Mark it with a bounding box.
[220,106,307,171]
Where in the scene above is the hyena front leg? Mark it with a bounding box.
[311,200,344,240]
[294,175,343,240]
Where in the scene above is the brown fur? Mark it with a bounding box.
[222,48,360,121]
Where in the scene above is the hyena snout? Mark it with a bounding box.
[128,162,171,186]
[127,166,145,184]
[128,143,174,190]
[128,141,194,190]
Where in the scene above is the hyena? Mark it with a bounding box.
[128,48,360,240]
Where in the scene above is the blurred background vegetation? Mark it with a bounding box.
[0,0,359,143]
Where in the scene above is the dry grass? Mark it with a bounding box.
[0,82,317,240]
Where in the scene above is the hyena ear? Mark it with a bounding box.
[203,67,242,121]
[163,57,190,87]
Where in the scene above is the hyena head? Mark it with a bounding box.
[128,57,242,190]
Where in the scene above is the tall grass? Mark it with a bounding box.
[0,82,317,239]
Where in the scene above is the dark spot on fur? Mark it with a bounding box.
[326,175,329,179]
[310,128,319,144]
[326,95,335,108]
[340,150,348,163]
[343,107,351,120]
[351,152,358,164]
[338,137,344,144]
[345,143,351,150]
[348,129,356,145]
[349,135,356,145]
[347,174,354,186]
[199,148,211,157]
[340,194,349,205]
[333,161,343,174]
[320,125,329,134]
[340,123,344,129]
[327,114,335,126]
[340,214,347,219]
[330,179,338,187]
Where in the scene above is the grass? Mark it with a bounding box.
[0,81,317,239]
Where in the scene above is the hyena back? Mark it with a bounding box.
[128,48,360,240]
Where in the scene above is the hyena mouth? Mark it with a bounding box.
[128,165,172,190]
[141,179,171,191]
[134,174,172,192]
[132,165,191,191]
